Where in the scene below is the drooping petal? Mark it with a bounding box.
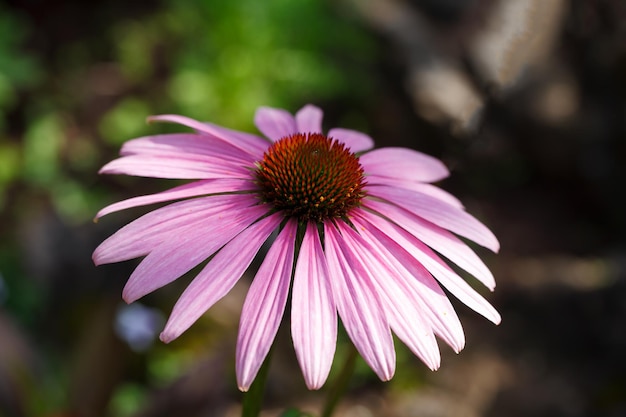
[328,128,374,154]
[236,220,297,391]
[254,106,297,142]
[291,221,337,390]
[120,134,256,165]
[122,204,269,303]
[368,185,500,252]
[352,211,467,351]
[324,223,395,381]
[295,105,323,133]
[365,199,496,290]
[147,114,268,157]
[360,209,501,325]
[360,147,449,183]
[94,194,260,265]
[366,176,464,209]
[160,213,282,342]
[336,221,441,369]
[99,154,250,180]
[95,179,257,219]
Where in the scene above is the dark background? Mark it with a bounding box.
[0,0,624,416]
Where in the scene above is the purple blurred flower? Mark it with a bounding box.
[94,105,500,391]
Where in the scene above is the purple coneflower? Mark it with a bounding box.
[93,104,500,391]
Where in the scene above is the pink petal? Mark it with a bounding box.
[295,105,323,133]
[202,121,270,156]
[99,154,250,180]
[368,185,500,252]
[336,221,441,369]
[365,199,496,290]
[94,194,259,265]
[328,128,374,153]
[95,178,257,219]
[324,223,395,381]
[360,147,449,183]
[122,204,269,303]
[254,106,297,142]
[366,176,464,209]
[160,213,282,342]
[291,221,337,390]
[359,209,501,325]
[236,220,297,391]
[120,134,256,164]
[147,114,268,156]
[352,211,466,352]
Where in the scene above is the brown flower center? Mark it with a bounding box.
[255,133,366,222]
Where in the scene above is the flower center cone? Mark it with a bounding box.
[256,133,366,222]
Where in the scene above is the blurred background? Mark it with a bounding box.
[0,0,625,416]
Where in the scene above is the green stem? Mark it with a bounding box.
[241,349,273,417]
[321,344,358,417]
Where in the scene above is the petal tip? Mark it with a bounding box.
[121,287,138,304]
[304,377,326,391]
[429,361,441,371]
[159,330,175,344]
[381,371,395,382]
[91,245,109,266]
[490,238,501,253]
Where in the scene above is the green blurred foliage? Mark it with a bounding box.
[0,6,42,90]
[108,383,148,417]
[22,113,64,187]
[99,98,152,145]
[0,5,42,211]
[112,0,376,127]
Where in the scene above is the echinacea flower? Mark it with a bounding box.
[93,104,500,391]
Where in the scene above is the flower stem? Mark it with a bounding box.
[321,344,358,417]
[241,349,273,417]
